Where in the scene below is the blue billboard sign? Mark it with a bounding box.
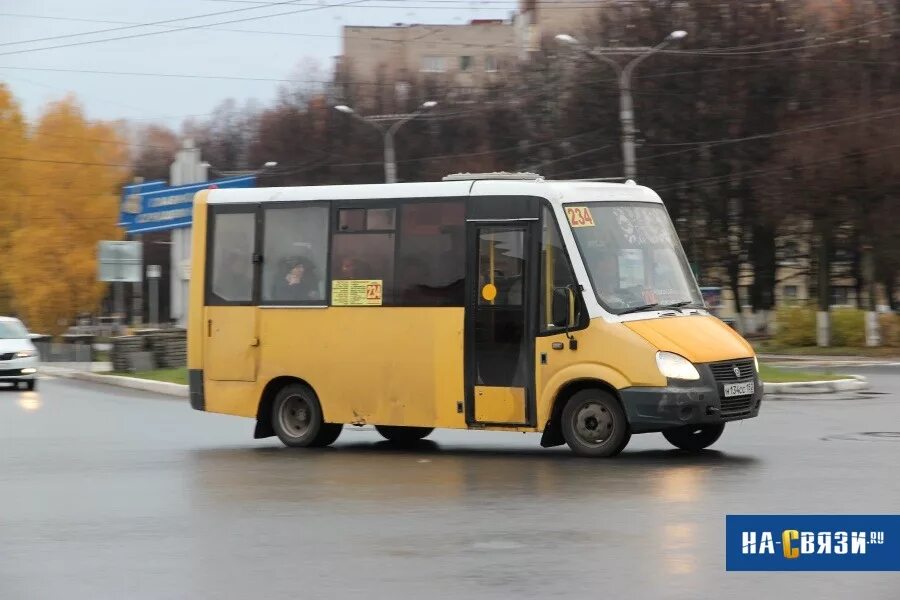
[119,180,166,227]
[119,176,256,234]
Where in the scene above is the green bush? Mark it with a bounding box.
[878,312,900,348]
[774,305,816,346]
[831,308,865,347]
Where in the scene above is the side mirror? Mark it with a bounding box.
[551,287,576,329]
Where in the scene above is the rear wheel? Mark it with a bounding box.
[662,424,725,451]
[271,383,342,448]
[375,425,433,445]
[560,389,631,457]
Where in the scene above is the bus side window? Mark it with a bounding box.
[331,233,396,301]
[209,212,255,304]
[540,206,578,331]
[395,201,465,306]
[261,205,329,304]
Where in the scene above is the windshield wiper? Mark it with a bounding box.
[618,303,660,315]
[658,300,701,312]
[619,300,702,315]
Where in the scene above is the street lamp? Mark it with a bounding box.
[556,30,687,180]
[334,100,438,183]
[202,161,279,178]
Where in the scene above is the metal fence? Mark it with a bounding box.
[34,340,95,370]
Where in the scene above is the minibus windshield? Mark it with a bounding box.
[565,202,703,315]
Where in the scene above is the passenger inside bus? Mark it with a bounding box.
[272,256,321,301]
[338,256,373,280]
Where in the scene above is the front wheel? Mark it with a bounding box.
[375,425,433,445]
[272,383,342,448]
[26,379,36,391]
[662,424,725,451]
[561,389,631,457]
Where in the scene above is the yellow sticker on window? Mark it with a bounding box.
[565,206,596,228]
[331,280,383,306]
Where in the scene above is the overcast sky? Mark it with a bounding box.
[1,0,513,127]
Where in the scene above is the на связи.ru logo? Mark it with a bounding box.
[726,515,899,571]
[742,529,885,558]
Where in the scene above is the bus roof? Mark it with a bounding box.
[205,179,664,206]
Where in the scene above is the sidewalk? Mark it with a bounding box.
[40,364,188,398]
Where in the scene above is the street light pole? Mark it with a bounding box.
[556,31,687,181]
[335,101,438,183]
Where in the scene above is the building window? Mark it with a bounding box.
[208,210,255,304]
[830,286,854,307]
[261,205,329,304]
[739,286,751,309]
[782,285,799,304]
[395,201,465,306]
[459,55,473,71]
[778,240,800,266]
[422,56,446,73]
[834,248,853,264]
[484,54,497,72]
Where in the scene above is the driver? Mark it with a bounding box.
[594,252,642,308]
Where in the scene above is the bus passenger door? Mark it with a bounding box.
[465,222,537,427]
[204,206,260,383]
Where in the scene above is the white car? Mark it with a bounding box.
[0,317,39,390]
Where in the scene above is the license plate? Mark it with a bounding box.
[723,381,754,397]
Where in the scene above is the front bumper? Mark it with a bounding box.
[0,357,39,381]
[620,363,762,433]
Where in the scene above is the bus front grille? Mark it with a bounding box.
[710,359,755,382]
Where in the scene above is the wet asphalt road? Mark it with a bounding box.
[1,369,899,599]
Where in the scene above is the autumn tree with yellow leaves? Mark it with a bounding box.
[0,91,128,334]
[0,84,27,315]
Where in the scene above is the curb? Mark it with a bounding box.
[41,366,188,398]
[763,375,868,395]
[759,354,900,364]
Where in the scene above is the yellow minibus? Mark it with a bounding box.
[188,173,761,457]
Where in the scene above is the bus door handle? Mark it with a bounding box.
[207,319,212,337]
[551,342,564,350]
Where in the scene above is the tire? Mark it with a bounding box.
[561,389,631,457]
[662,424,725,451]
[271,383,342,448]
[375,425,434,445]
[26,379,36,391]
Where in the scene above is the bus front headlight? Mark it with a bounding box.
[656,351,700,381]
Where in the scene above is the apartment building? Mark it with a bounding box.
[337,20,516,111]
[515,0,607,57]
